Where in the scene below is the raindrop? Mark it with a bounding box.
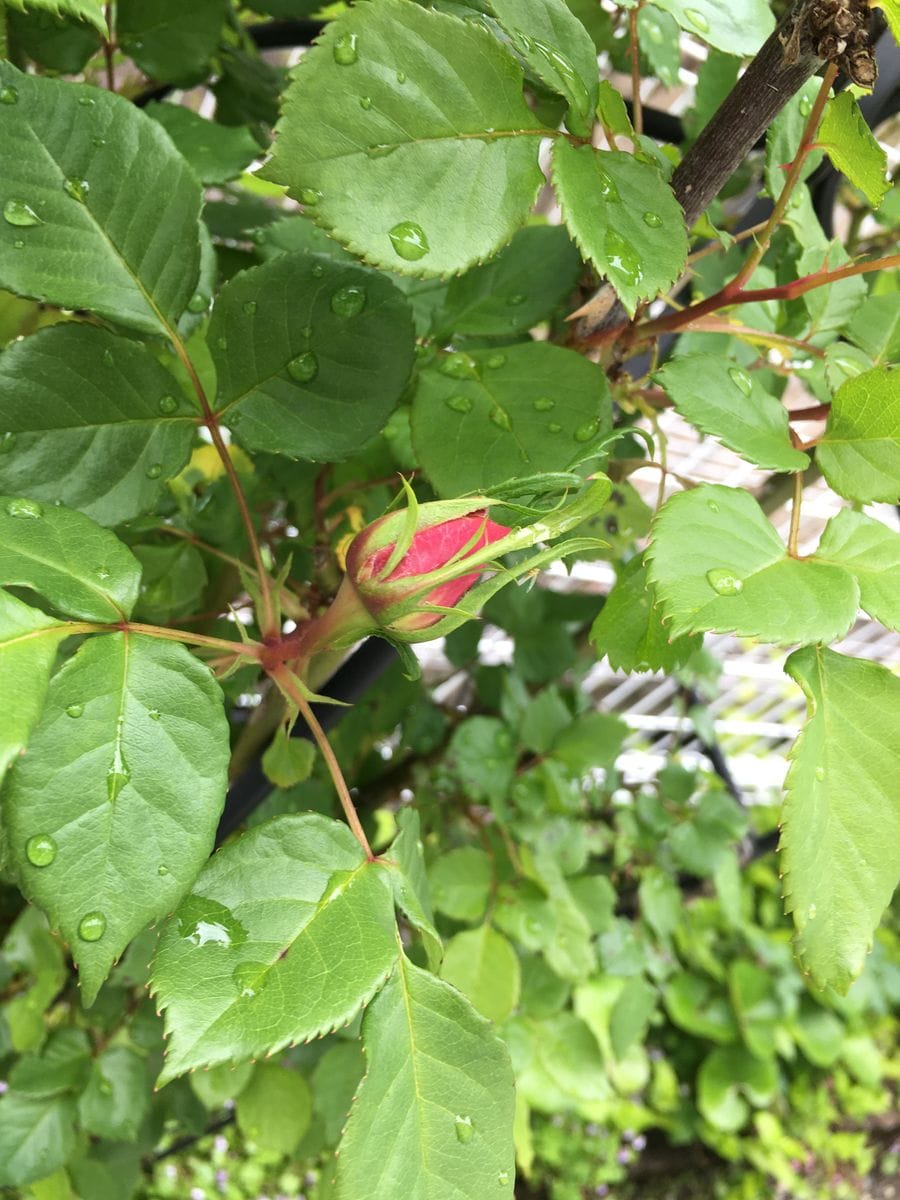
[6,497,43,518]
[498,1171,510,1186]
[646,22,663,43]
[158,395,178,415]
[301,324,313,338]
[604,230,643,287]
[242,300,258,315]
[333,32,359,65]
[642,211,662,228]
[799,96,812,117]
[101,348,114,367]
[106,739,130,802]
[146,463,163,480]
[66,703,84,719]
[92,136,106,148]
[445,395,473,414]
[574,419,599,443]
[814,766,825,782]
[439,352,478,380]
[287,351,318,383]
[366,142,397,159]
[508,293,526,306]
[299,187,322,207]
[148,709,161,721]
[684,7,710,32]
[311,263,325,279]
[13,240,23,249]
[547,422,562,433]
[396,70,407,83]
[78,912,107,942]
[0,433,15,453]
[233,960,268,998]
[807,903,817,919]
[0,86,19,105]
[454,1115,475,1143]
[178,896,247,948]
[26,834,57,868]
[78,94,96,106]
[216,336,228,351]
[532,396,555,411]
[486,354,506,369]
[330,285,366,318]
[595,168,621,202]
[96,566,110,580]
[359,96,372,110]
[187,293,209,314]
[489,406,512,433]
[63,178,89,203]
[3,200,42,227]
[707,500,720,513]
[388,220,429,261]
[706,568,743,596]
[158,864,169,875]
[728,366,752,396]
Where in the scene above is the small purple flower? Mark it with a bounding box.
[595,1187,610,1197]
[616,1148,632,1165]
[214,1135,228,1154]
[163,1165,178,1180]
[190,1189,206,1200]
[0,1081,7,1095]
[585,1123,600,1136]
[215,1169,229,1190]
[633,1134,647,1151]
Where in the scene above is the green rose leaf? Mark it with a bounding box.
[781,646,900,993]
[552,143,687,315]
[117,0,228,87]
[0,590,68,782]
[4,0,106,35]
[646,484,859,645]
[0,325,195,525]
[490,0,599,136]
[412,342,611,497]
[0,1091,77,1189]
[819,91,890,209]
[78,1047,149,1141]
[0,63,202,336]
[235,1064,313,1156]
[261,0,547,275]
[652,0,774,55]
[441,924,522,1023]
[656,354,808,472]
[151,814,397,1083]
[817,367,900,503]
[697,1046,777,1131]
[0,499,141,622]
[428,846,493,924]
[211,253,415,461]
[813,508,900,633]
[145,102,261,185]
[386,808,443,970]
[590,553,701,673]
[335,956,516,1199]
[4,633,229,1004]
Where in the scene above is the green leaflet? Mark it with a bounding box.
[0,590,68,782]
[646,484,859,645]
[78,1047,149,1141]
[819,91,890,209]
[590,553,700,673]
[412,342,611,497]
[0,498,141,622]
[490,0,599,136]
[117,0,228,87]
[652,0,774,55]
[697,1046,777,1132]
[552,143,687,315]
[813,508,900,633]
[0,325,195,525]
[441,924,521,1023]
[145,102,260,185]
[261,0,547,275]
[386,808,443,970]
[0,63,202,336]
[0,1091,77,1189]
[3,0,107,35]
[151,814,398,1083]
[4,633,229,1004]
[211,252,416,461]
[817,366,900,503]
[781,647,900,993]
[236,1065,312,1156]
[656,355,808,473]
[335,956,516,1199]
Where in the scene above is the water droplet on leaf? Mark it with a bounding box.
[330,285,366,317]
[707,500,719,513]
[66,703,84,719]
[728,366,752,396]
[216,336,228,351]
[359,95,372,110]
[63,178,89,203]
[178,896,248,948]
[299,187,322,206]
[498,1171,510,1186]
[148,708,161,721]
[366,142,397,159]
[799,96,812,117]
[0,86,19,105]
[439,352,478,379]
[146,463,162,480]
[815,766,825,782]
[396,70,406,83]
[642,211,662,228]
[311,263,325,279]
[3,199,42,227]
[388,220,429,261]
[158,864,169,875]
[0,433,15,453]
[574,419,599,443]
[807,903,817,919]
[158,395,178,414]
[533,396,555,411]
[187,293,208,314]
[242,300,258,315]
[595,168,621,202]
[106,740,130,802]
[604,230,643,287]
[287,351,318,383]
[6,497,43,518]
[486,354,506,369]
[684,7,710,32]
[454,1115,474,1143]
[333,32,358,65]
[101,348,114,367]
[78,94,96,106]
[547,421,562,433]
[78,911,107,942]
[489,405,513,432]
[233,960,269,998]
[26,834,57,867]
[706,568,743,596]
[508,293,526,306]
[445,395,473,414]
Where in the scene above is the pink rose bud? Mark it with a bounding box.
[347,510,510,632]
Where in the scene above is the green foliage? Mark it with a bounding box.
[818,92,890,209]
[817,367,900,503]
